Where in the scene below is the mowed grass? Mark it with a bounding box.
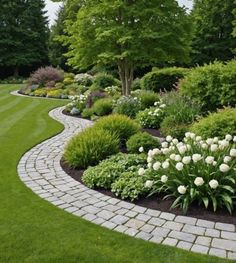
[0,85,232,263]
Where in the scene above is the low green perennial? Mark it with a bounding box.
[190,108,236,139]
[92,98,113,116]
[113,96,141,118]
[127,132,160,153]
[63,127,119,169]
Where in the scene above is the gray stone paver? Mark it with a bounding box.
[13,98,236,260]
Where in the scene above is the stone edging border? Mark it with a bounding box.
[12,90,236,260]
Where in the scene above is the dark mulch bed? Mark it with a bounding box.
[61,159,236,225]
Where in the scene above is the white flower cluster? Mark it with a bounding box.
[67,94,88,109]
[141,132,236,195]
[104,86,120,96]
[74,73,93,83]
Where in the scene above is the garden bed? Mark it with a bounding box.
[61,159,236,225]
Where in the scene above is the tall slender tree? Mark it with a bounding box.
[63,0,192,95]
[191,0,236,65]
[0,0,49,76]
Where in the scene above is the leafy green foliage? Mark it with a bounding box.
[92,98,113,116]
[190,108,236,139]
[111,172,147,201]
[81,108,94,119]
[180,61,236,112]
[113,96,141,118]
[63,127,119,169]
[126,132,160,154]
[137,91,159,110]
[0,0,49,75]
[141,67,189,93]
[93,114,140,143]
[63,0,192,95]
[83,153,146,189]
[92,73,120,90]
[191,0,236,65]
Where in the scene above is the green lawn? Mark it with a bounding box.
[0,84,232,263]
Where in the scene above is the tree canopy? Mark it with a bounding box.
[63,0,192,95]
[191,0,236,65]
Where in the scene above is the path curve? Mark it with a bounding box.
[14,91,236,260]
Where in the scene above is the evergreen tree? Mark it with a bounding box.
[64,0,192,95]
[191,0,236,65]
[0,0,49,76]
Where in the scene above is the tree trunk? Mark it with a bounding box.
[13,66,19,77]
[118,60,133,96]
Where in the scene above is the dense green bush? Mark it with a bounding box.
[113,96,141,118]
[81,108,94,119]
[83,153,146,189]
[142,67,189,92]
[136,104,166,129]
[93,73,120,90]
[160,115,189,140]
[127,132,160,153]
[63,127,119,169]
[137,91,159,110]
[93,114,140,143]
[190,108,236,139]
[180,61,236,112]
[131,78,142,90]
[92,98,113,116]
[111,172,147,201]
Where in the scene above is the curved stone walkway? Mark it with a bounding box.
[15,92,236,260]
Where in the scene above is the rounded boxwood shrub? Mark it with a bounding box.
[190,108,236,139]
[93,73,120,89]
[92,98,113,116]
[137,91,159,110]
[93,114,140,143]
[126,132,160,153]
[81,108,94,119]
[63,127,119,169]
[141,67,189,93]
[180,61,236,112]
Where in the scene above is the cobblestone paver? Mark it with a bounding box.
[14,95,236,259]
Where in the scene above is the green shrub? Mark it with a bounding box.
[92,98,113,116]
[93,73,120,89]
[137,91,159,110]
[93,114,140,143]
[75,73,93,86]
[142,67,189,92]
[190,108,236,139]
[33,88,47,97]
[160,115,189,140]
[63,127,119,169]
[132,78,141,90]
[47,89,64,98]
[81,108,94,119]
[136,104,166,129]
[127,132,160,153]
[111,172,147,201]
[180,61,236,112]
[82,153,146,189]
[113,96,141,118]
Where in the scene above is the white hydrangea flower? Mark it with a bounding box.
[148,163,152,169]
[185,132,191,138]
[148,150,154,157]
[182,156,191,165]
[153,162,161,171]
[138,168,145,176]
[162,148,170,155]
[209,179,219,189]
[219,140,229,148]
[194,177,204,186]
[219,163,230,173]
[233,136,236,142]
[161,142,168,148]
[225,134,233,141]
[213,137,219,143]
[166,135,173,142]
[206,138,214,145]
[170,153,176,160]
[178,145,187,155]
[147,156,152,163]
[213,161,217,166]
[162,161,170,169]
[196,136,202,142]
[201,143,208,149]
[190,133,196,139]
[174,155,182,162]
[152,148,160,155]
[186,144,191,151]
[210,144,218,152]
[172,138,178,145]
[176,162,184,171]
[160,104,166,108]
[205,156,214,165]
[139,146,144,153]
[224,156,232,163]
[230,149,236,157]
[145,180,154,188]
[178,185,186,194]
[192,154,202,163]
[161,175,168,183]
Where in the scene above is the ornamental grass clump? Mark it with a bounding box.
[63,127,119,169]
[140,133,236,214]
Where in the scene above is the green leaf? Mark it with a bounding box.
[202,197,209,209]
[221,185,235,194]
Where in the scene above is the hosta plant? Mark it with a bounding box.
[141,133,236,214]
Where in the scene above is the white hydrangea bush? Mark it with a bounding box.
[140,133,236,214]
[66,94,89,114]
